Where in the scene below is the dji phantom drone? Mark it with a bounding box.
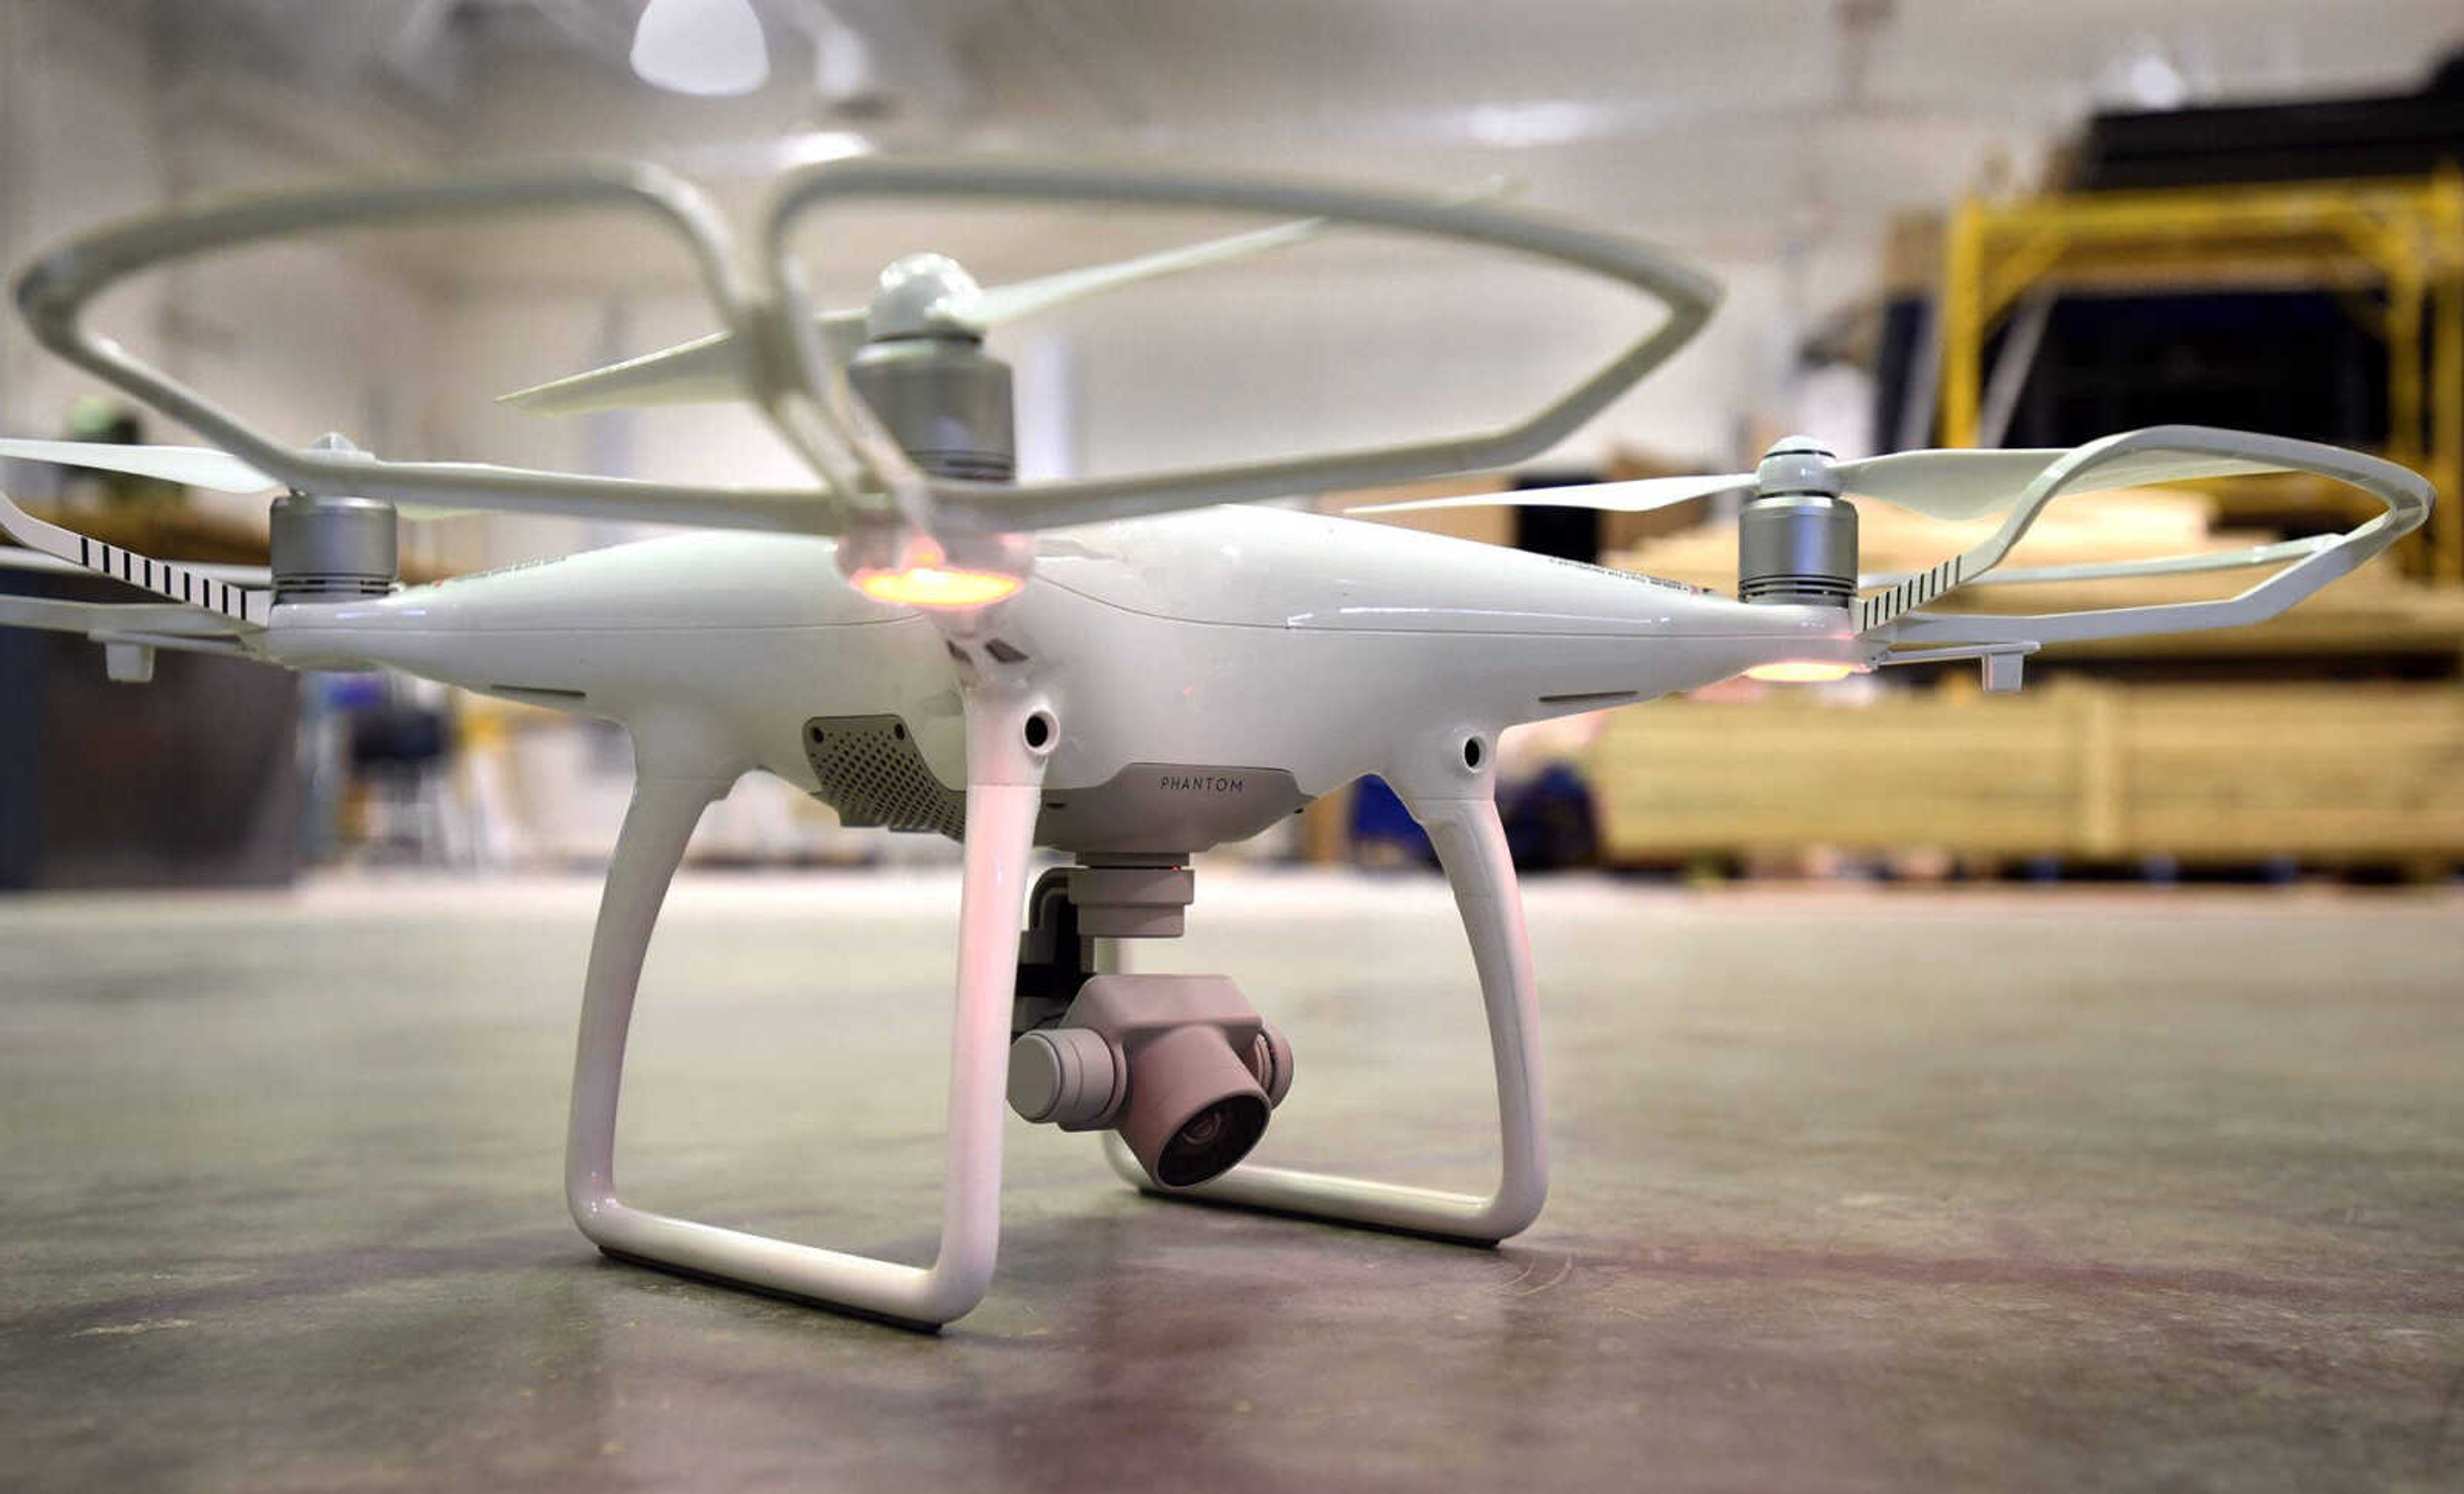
[0,159,2431,1328]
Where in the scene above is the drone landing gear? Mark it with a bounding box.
[1098,795,1548,1244]
[561,690,1049,1329]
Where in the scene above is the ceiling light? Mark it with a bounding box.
[1460,101,1605,150]
[631,0,770,98]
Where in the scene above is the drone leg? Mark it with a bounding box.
[1102,793,1547,1242]
[564,694,1047,1328]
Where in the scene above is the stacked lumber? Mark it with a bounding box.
[1587,681,2464,866]
[1588,684,2104,859]
[1586,474,2464,868]
[2121,687,2464,857]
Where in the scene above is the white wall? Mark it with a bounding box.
[0,2,449,533]
[0,0,173,444]
[1047,250,1820,479]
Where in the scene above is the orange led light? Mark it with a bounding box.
[843,533,1027,610]
[1744,660,1857,683]
[851,563,1023,608]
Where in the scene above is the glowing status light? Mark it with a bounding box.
[850,539,1023,609]
[1745,660,1858,683]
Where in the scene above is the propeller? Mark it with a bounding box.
[0,437,275,494]
[3,158,1731,583]
[1351,441,2291,525]
[0,437,473,520]
[497,190,1502,416]
[1351,429,2300,618]
[1352,425,2430,662]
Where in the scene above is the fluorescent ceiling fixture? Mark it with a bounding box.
[764,130,874,168]
[2125,51,2187,110]
[668,130,873,178]
[631,0,771,98]
[1460,100,1611,149]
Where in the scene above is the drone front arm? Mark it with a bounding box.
[1869,425,2435,648]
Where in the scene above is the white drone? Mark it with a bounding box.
[0,160,2431,1329]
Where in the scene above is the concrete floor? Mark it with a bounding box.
[1,870,2459,1492]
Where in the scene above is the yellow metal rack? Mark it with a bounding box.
[1937,169,2464,581]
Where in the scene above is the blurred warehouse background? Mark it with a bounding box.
[4,0,2463,888]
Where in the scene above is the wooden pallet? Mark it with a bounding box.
[1588,680,2464,864]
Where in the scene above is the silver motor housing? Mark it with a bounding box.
[846,336,1015,482]
[1737,436,1858,608]
[270,491,397,604]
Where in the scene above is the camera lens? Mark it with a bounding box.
[1154,1094,1269,1187]
[1118,1024,1274,1189]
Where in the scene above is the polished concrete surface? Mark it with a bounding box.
[3,871,2460,1491]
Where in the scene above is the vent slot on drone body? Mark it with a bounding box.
[801,714,967,841]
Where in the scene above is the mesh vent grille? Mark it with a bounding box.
[802,714,966,841]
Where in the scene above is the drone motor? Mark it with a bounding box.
[846,254,1017,483]
[265,432,400,605]
[268,491,397,604]
[847,338,1015,483]
[1736,435,1858,608]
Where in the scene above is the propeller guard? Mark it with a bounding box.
[10,158,1719,542]
[1864,424,2434,651]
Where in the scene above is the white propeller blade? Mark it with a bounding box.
[1352,449,2293,522]
[0,427,834,535]
[1831,448,2288,520]
[954,178,1507,329]
[499,213,1348,415]
[959,215,1332,329]
[499,316,869,415]
[0,437,275,494]
[1353,471,1753,517]
[0,438,478,522]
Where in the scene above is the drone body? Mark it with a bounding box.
[270,507,1851,851]
[0,159,2432,1327]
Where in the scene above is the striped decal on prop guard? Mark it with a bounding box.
[1858,554,1965,634]
[0,488,268,626]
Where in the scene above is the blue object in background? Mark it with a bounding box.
[1348,775,1433,866]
